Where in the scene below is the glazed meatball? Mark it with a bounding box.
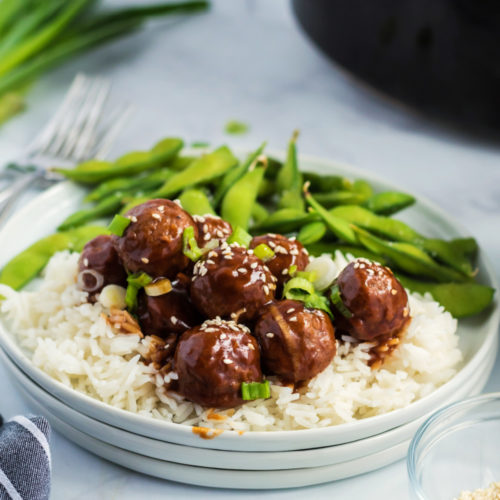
[254,300,336,383]
[174,319,262,408]
[333,259,410,341]
[137,275,202,337]
[193,214,232,247]
[250,234,309,288]
[78,235,127,294]
[114,199,196,278]
[190,242,276,322]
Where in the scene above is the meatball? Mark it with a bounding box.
[193,214,232,247]
[114,199,197,279]
[174,319,262,408]
[250,234,309,288]
[78,235,127,294]
[333,259,410,341]
[190,242,276,322]
[137,275,202,337]
[254,300,336,383]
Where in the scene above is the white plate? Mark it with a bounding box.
[16,390,411,490]
[0,152,498,453]
[1,343,495,472]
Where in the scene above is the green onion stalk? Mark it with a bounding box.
[0,0,209,125]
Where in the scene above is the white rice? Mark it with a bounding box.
[0,250,462,432]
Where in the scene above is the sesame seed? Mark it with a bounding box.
[238,268,247,274]
[403,308,409,317]
[282,268,288,275]
[171,316,178,325]
[232,270,238,277]
[220,333,227,339]
[289,248,299,256]
[289,316,297,322]
[164,344,170,349]
[152,213,161,220]
[208,251,217,258]
[263,285,269,294]
[200,267,208,276]
[114,323,121,329]
[223,359,233,364]
[266,332,274,338]
[207,259,215,265]
[268,241,276,248]
[158,206,165,213]
[203,224,209,233]
[83,258,89,267]
[216,230,225,238]
[250,262,258,269]
[173,199,182,207]
[248,343,255,350]
[224,255,233,260]
[289,236,296,241]
[141,257,149,264]
[287,308,295,314]
[130,216,138,223]
[204,233,211,241]
[391,289,398,295]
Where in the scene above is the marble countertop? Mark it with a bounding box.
[0,1,499,498]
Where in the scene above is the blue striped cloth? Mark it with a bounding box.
[0,414,51,500]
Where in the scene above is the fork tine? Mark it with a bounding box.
[41,75,94,157]
[26,73,87,157]
[58,77,111,161]
[92,104,134,160]
[71,78,111,162]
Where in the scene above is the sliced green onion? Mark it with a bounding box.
[125,271,152,311]
[296,270,317,282]
[283,277,315,299]
[227,226,252,248]
[288,264,298,276]
[253,243,275,261]
[283,277,333,317]
[330,284,352,318]
[182,226,204,262]
[107,214,131,236]
[241,380,270,400]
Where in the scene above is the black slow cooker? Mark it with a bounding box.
[292,0,500,130]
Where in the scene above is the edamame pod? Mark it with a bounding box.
[221,163,265,230]
[304,188,358,244]
[297,221,327,245]
[0,225,108,290]
[154,146,238,198]
[396,274,494,318]
[277,130,304,211]
[58,192,125,231]
[213,142,266,207]
[178,189,215,216]
[251,202,270,225]
[251,208,319,234]
[363,191,416,215]
[302,172,352,193]
[54,137,183,184]
[312,191,368,208]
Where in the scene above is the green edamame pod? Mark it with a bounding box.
[330,205,424,244]
[221,164,266,230]
[0,225,108,290]
[302,172,352,193]
[352,179,373,199]
[58,192,125,231]
[277,130,304,211]
[120,195,152,215]
[178,189,215,216]
[53,137,183,184]
[353,226,468,283]
[85,167,174,203]
[363,191,416,215]
[213,142,266,207]
[423,239,474,277]
[154,146,238,198]
[449,237,478,259]
[168,156,196,171]
[251,208,319,234]
[312,191,368,208]
[396,274,494,318]
[297,221,327,245]
[305,242,387,264]
[304,189,358,244]
[257,178,275,199]
[264,157,283,180]
[251,202,270,225]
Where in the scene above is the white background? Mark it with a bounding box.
[0,1,499,498]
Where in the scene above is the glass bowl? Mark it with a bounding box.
[408,392,500,500]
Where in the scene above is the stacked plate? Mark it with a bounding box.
[0,153,498,489]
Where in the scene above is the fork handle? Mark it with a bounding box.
[0,171,43,226]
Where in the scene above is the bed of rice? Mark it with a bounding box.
[0,250,462,432]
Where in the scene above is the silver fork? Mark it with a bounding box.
[0,73,132,225]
